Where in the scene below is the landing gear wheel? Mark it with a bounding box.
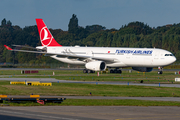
[83,69,87,73]
[158,67,163,74]
[110,69,122,74]
[114,69,117,73]
[83,69,95,73]
[110,70,114,73]
[117,70,122,74]
[88,70,91,73]
[158,71,163,74]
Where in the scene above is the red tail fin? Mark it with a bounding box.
[36,19,62,47]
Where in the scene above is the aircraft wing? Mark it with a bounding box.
[4,45,46,53]
[12,45,40,50]
[4,45,117,62]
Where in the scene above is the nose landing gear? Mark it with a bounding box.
[158,67,163,74]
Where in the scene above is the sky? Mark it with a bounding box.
[0,0,180,30]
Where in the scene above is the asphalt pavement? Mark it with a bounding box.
[1,106,180,120]
[1,68,180,120]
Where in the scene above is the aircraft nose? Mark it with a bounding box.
[171,56,176,63]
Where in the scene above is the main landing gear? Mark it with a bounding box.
[83,69,95,73]
[158,67,163,74]
[110,69,122,74]
[83,68,122,74]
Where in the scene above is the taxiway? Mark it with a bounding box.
[1,106,180,120]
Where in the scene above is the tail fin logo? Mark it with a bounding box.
[40,27,52,46]
[36,18,62,47]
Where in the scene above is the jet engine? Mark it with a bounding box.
[85,61,106,71]
[132,67,153,72]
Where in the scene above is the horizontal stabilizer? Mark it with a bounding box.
[4,45,12,50]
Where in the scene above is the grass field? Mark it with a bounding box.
[0,70,179,83]
[0,81,180,97]
[1,69,180,106]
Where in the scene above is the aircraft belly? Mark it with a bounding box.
[121,55,154,67]
[152,59,170,67]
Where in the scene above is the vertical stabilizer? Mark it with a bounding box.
[36,19,62,47]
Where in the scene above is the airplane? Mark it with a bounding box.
[4,19,176,74]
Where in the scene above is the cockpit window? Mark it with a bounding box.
[165,54,173,56]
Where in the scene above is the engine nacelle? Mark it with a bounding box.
[85,61,106,71]
[132,67,153,72]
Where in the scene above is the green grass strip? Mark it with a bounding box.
[1,81,180,97]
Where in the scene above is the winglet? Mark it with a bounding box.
[4,45,13,50]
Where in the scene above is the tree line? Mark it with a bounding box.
[0,14,180,66]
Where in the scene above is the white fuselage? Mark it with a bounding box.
[38,46,176,68]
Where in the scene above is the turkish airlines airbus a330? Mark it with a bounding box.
[4,19,176,74]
